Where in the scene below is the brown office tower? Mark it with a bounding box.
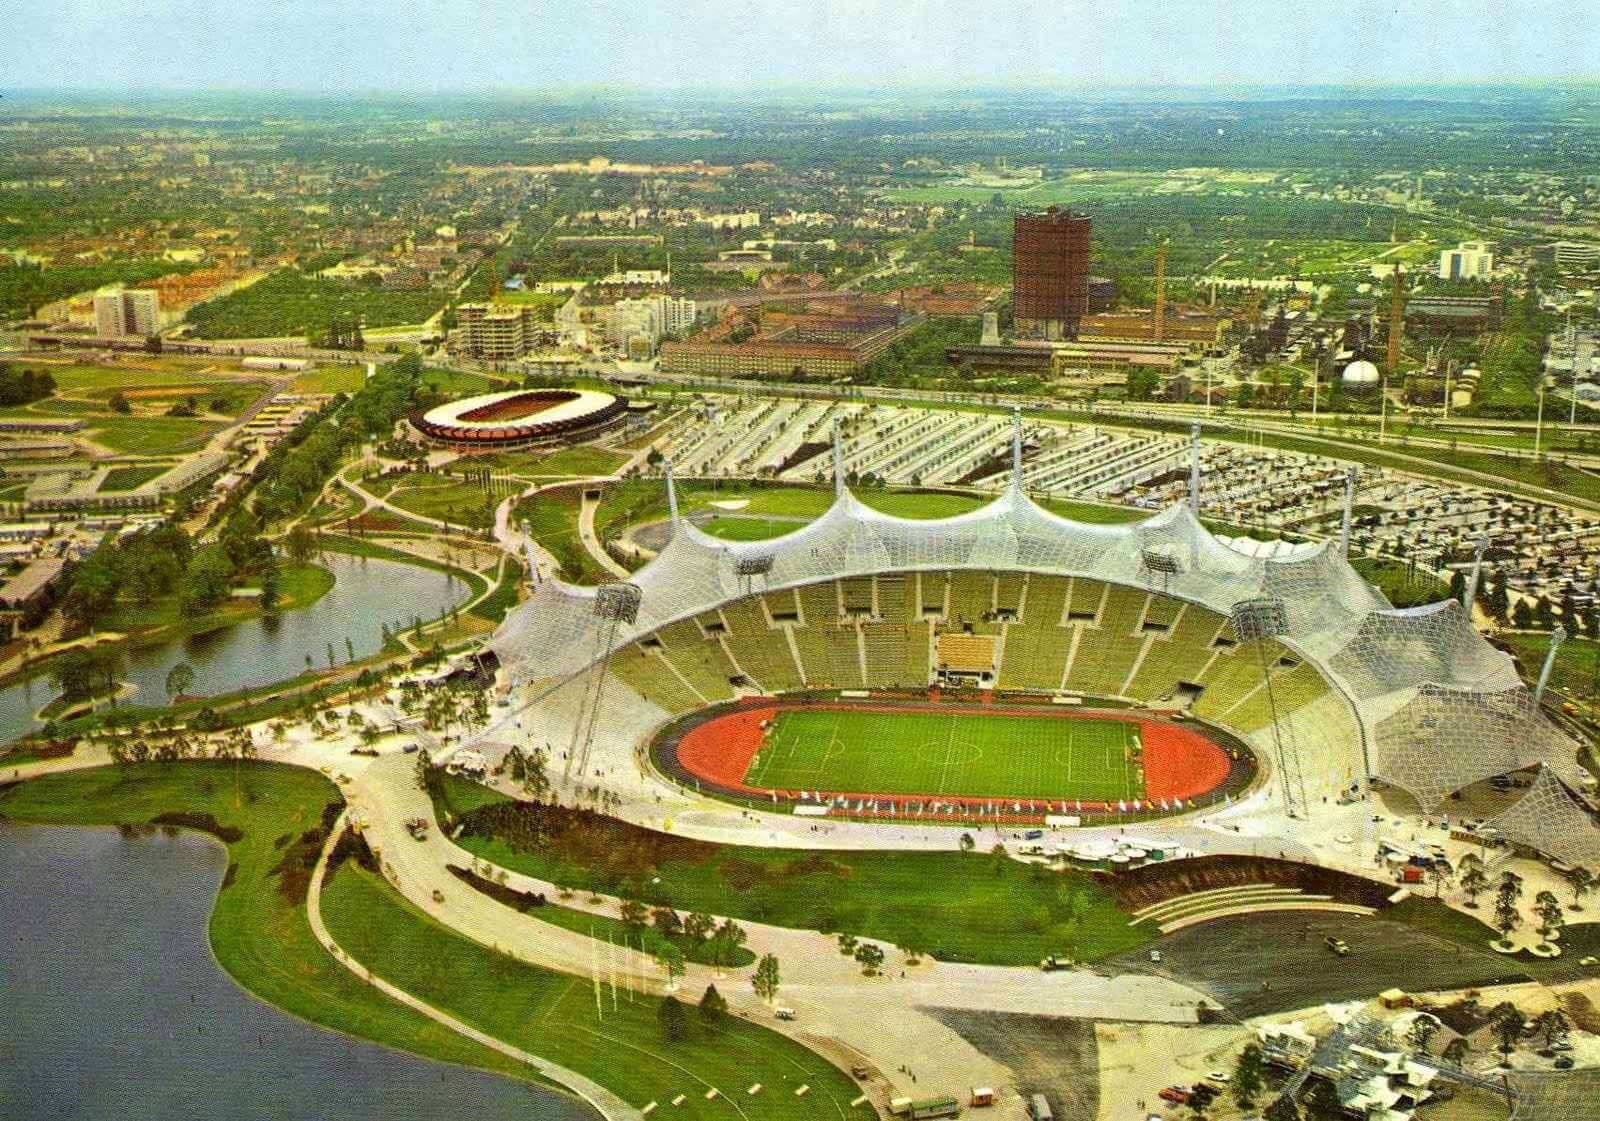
[1013,206,1091,340]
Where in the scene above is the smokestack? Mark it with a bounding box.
[1387,267,1405,379]
[1153,240,1168,343]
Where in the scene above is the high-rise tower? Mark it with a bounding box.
[1012,207,1090,341]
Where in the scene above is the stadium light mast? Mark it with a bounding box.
[1230,597,1309,820]
[832,422,845,497]
[1010,406,1024,495]
[665,459,679,526]
[564,582,643,784]
[1339,468,1357,557]
[1188,422,1202,512]
[1534,624,1567,708]
[1463,535,1490,612]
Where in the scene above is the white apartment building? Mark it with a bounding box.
[1437,241,1494,281]
[93,285,160,337]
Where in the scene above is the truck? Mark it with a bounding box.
[909,1096,961,1120]
[1325,936,1350,956]
[1039,955,1074,971]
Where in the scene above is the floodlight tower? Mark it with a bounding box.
[1230,596,1309,819]
[1462,535,1489,613]
[1188,422,1202,512]
[564,582,643,783]
[1534,625,1567,708]
[1338,468,1357,557]
[1009,406,1024,495]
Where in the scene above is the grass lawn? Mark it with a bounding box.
[1496,631,1600,698]
[85,414,222,454]
[323,863,865,1121]
[469,558,525,625]
[0,763,530,1080]
[387,472,510,529]
[446,779,1149,965]
[482,445,629,479]
[523,899,757,968]
[748,708,1143,803]
[517,489,610,584]
[418,367,502,398]
[97,463,172,491]
[291,365,368,395]
[1351,557,1452,608]
[99,562,336,633]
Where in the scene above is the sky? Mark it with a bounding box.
[4,0,1599,93]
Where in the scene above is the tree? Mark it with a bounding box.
[752,952,781,1004]
[1533,889,1564,947]
[657,994,689,1043]
[698,983,728,1029]
[619,899,649,930]
[653,907,683,939]
[683,911,715,944]
[165,661,196,702]
[709,919,747,969]
[1535,1008,1569,1051]
[1233,1043,1265,1108]
[1564,865,1594,911]
[412,747,431,791]
[285,524,317,563]
[959,833,975,853]
[1186,1083,1218,1119]
[1460,857,1489,909]
[1264,1095,1300,1121]
[1304,1077,1343,1120]
[108,391,131,414]
[1490,1001,1523,1057]
[1442,1037,1470,1067]
[854,942,885,975]
[1407,1016,1440,1054]
[656,943,686,990]
[1493,871,1524,943]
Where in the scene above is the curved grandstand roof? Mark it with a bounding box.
[490,451,1595,867]
[411,388,624,445]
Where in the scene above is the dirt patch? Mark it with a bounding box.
[924,1008,1099,1121]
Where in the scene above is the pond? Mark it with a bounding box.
[0,552,475,745]
[0,821,594,1121]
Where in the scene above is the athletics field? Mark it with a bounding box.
[746,707,1143,802]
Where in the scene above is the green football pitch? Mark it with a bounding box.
[744,707,1143,802]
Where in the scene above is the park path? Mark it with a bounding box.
[305,808,645,1121]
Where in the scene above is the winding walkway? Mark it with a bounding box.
[306,807,644,1121]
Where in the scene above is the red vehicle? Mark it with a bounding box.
[1158,1087,1190,1105]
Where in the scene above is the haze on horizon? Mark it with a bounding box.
[4,0,1598,95]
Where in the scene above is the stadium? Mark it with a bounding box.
[487,419,1600,867]
[408,387,628,449]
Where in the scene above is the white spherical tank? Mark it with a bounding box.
[1341,359,1381,385]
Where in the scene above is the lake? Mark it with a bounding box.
[0,552,475,745]
[0,820,595,1121]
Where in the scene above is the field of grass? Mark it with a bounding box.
[447,778,1149,965]
[0,764,529,1080]
[323,863,865,1121]
[468,558,525,625]
[522,900,757,968]
[290,365,368,395]
[1351,557,1452,608]
[749,708,1143,802]
[480,445,629,479]
[97,463,171,492]
[517,488,610,584]
[386,472,509,529]
[1496,630,1600,698]
[97,561,337,633]
[185,268,448,339]
[85,414,222,454]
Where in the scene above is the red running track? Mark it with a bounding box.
[672,701,1235,815]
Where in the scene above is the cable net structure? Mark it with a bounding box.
[490,479,1594,866]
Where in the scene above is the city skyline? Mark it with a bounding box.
[5,0,1600,93]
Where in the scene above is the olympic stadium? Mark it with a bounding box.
[409,387,628,449]
[487,418,1600,870]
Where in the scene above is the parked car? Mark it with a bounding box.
[1325,936,1350,956]
[1158,1087,1190,1104]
